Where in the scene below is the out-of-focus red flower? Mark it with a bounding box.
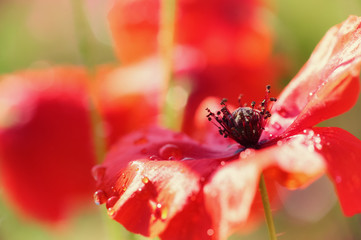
[108,0,281,135]
[93,16,361,239]
[108,0,272,66]
[93,53,199,147]
[93,59,163,147]
[0,67,96,223]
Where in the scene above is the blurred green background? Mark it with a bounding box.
[0,0,361,239]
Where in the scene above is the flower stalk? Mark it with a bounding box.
[159,0,178,129]
[259,174,277,240]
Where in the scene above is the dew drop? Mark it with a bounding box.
[181,157,194,161]
[220,161,225,166]
[111,186,117,193]
[272,122,281,130]
[154,203,168,221]
[93,190,107,205]
[159,144,183,160]
[149,155,160,160]
[276,106,290,118]
[277,140,283,146]
[92,165,106,182]
[335,176,342,183]
[207,228,215,236]
[142,176,149,184]
[134,137,148,145]
[107,207,116,217]
[106,196,120,209]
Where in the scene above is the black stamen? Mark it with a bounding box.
[206,85,276,148]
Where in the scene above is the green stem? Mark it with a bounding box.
[71,0,106,162]
[71,0,94,69]
[259,174,277,240]
[159,0,177,128]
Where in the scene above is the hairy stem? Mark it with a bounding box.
[259,174,278,240]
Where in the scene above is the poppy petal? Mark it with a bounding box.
[94,127,240,238]
[0,67,96,223]
[204,130,326,239]
[265,15,361,140]
[312,127,361,216]
[108,0,159,64]
[94,59,163,147]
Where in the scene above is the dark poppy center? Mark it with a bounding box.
[207,85,276,148]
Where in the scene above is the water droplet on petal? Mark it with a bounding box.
[134,137,148,145]
[92,165,106,182]
[272,122,281,130]
[207,229,214,236]
[181,157,194,161]
[110,186,117,193]
[220,161,225,166]
[149,155,160,160]
[93,190,107,205]
[335,176,342,183]
[106,196,120,209]
[107,207,116,216]
[159,144,183,160]
[142,176,149,184]
[276,106,290,118]
[154,203,168,221]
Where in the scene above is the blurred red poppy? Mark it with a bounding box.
[0,67,96,223]
[108,0,281,136]
[93,59,163,147]
[93,16,361,239]
[108,0,272,66]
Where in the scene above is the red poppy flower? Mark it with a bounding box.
[93,15,361,239]
[0,67,96,223]
[108,0,273,66]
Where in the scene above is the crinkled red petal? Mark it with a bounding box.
[93,127,240,238]
[0,68,96,223]
[204,130,326,239]
[264,16,361,141]
[312,127,361,216]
